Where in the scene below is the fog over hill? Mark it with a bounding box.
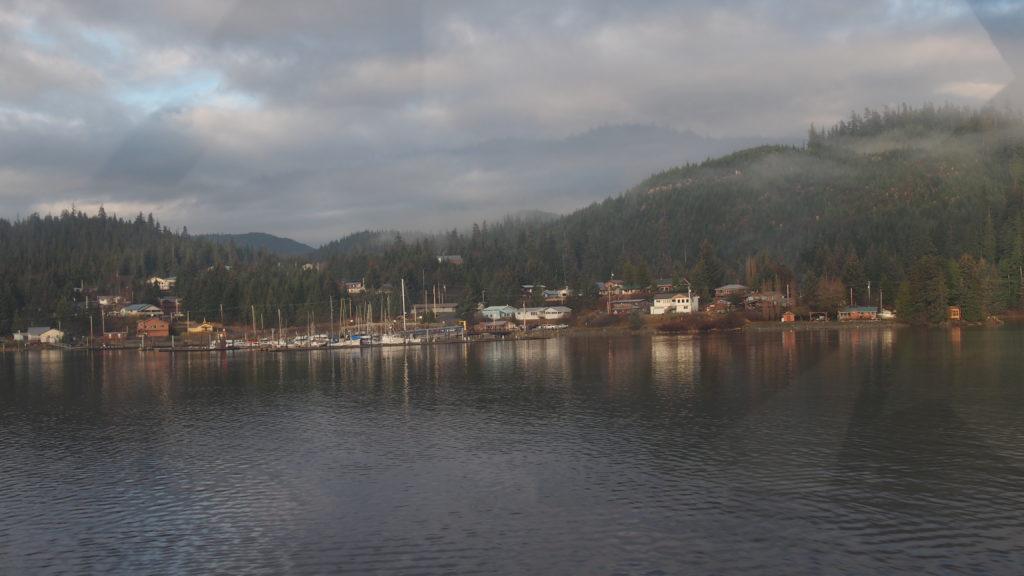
[1,2,1016,245]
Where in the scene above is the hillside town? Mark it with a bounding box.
[4,263,912,351]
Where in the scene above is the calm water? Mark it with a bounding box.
[2,327,1023,575]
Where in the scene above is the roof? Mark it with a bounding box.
[716,284,748,291]
[519,306,571,313]
[611,298,648,304]
[483,305,517,311]
[27,326,50,336]
[123,303,161,311]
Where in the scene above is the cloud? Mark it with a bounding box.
[0,1,1016,245]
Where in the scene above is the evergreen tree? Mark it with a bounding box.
[692,240,725,299]
[900,255,949,324]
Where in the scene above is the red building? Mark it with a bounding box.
[137,318,170,338]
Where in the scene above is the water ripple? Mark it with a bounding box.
[2,330,1023,574]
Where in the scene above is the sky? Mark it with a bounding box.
[1,0,1021,246]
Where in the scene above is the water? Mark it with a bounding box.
[2,327,1023,575]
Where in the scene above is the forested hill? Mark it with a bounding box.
[0,211,337,334]
[319,104,1024,320]
[203,232,314,256]
[607,104,1024,272]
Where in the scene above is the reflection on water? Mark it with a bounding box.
[1,327,1022,575]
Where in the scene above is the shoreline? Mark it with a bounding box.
[741,320,907,332]
[5,313,1020,353]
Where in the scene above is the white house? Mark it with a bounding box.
[149,276,177,291]
[13,327,64,343]
[515,306,572,321]
[650,293,700,315]
[39,329,65,344]
[96,295,123,307]
[542,287,571,302]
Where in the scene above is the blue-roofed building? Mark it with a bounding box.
[482,305,518,320]
[119,303,163,317]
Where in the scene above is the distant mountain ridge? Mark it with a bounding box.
[202,232,314,256]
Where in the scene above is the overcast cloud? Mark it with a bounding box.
[0,0,1019,245]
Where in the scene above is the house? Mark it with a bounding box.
[103,330,128,342]
[598,279,625,296]
[542,287,571,303]
[521,284,545,298]
[39,329,64,344]
[471,320,516,335]
[137,318,170,338]
[515,306,572,321]
[702,299,731,314]
[541,306,572,320]
[654,279,677,293]
[119,304,163,317]
[837,306,878,321]
[482,305,519,320]
[949,306,962,321]
[148,276,177,291]
[744,291,788,311]
[343,281,365,294]
[187,321,222,334]
[437,254,464,265]
[96,295,123,307]
[650,293,700,315]
[781,311,796,323]
[13,327,51,342]
[609,299,648,315]
[158,296,184,318]
[714,284,750,299]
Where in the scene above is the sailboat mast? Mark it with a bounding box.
[401,278,408,332]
